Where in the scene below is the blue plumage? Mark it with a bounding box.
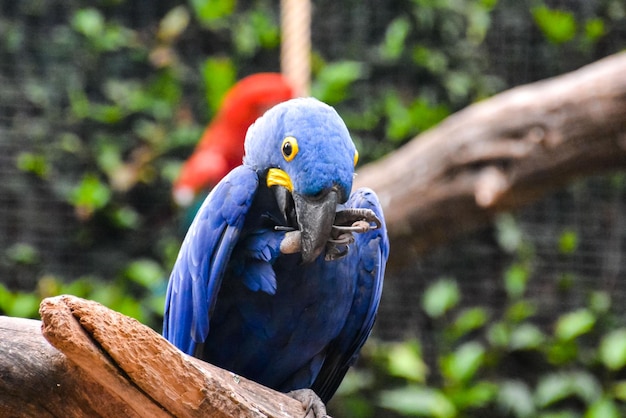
[163,97,389,402]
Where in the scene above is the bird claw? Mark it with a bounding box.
[333,208,381,232]
[325,208,381,260]
[287,389,330,418]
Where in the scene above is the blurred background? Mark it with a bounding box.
[1,0,626,416]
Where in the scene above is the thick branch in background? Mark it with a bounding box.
[0,296,307,418]
[355,52,626,269]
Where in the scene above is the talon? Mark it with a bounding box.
[288,388,328,418]
[334,208,381,231]
[328,232,354,245]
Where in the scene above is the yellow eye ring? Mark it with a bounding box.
[281,136,299,162]
[353,149,359,167]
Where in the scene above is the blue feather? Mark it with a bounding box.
[163,98,389,403]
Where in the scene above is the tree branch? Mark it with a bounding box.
[355,52,626,269]
[0,296,308,418]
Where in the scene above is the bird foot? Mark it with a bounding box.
[287,388,331,418]
[324,208,381,260]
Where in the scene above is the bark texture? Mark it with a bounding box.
[354,52,626,267]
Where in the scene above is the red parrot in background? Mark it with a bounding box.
[173,73,295,206]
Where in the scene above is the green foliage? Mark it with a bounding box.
[532,6,578,45]
[189,0,236,28]
[422,278,460,318]
[312,60,367,105]
[0,1,285,331]
[202,57,237,113]
[337,278,626,416]
[3,2,626,417]
[332,225,626,418]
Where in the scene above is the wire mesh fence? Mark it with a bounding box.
[1,0,625,345]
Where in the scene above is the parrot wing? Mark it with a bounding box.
[163,165,259,354]
[312,187,389,402]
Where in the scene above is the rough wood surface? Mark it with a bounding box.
[355,52,626,267]
[0,316,152,418]
[1,296,308,418]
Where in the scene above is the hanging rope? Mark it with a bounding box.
[280,0,311,97]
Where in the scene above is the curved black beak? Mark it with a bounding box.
[293,189,339,263]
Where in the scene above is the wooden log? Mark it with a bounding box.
[0,316,151,418]
[0,295,309,418]
[355,52,626,268]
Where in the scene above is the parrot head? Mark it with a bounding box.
[244,97,359,263]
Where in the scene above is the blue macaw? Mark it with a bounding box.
[163,97,389,409]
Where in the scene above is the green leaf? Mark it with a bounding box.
[311,61,365,104]
[3,292,40,318]
[600,329,626,370]
[441,342,485,384]
[494,213,523,253]
[189,0,235,27]
[69,173,112,214]
[589,291,611,314]
[387,341,428,383]
[379,16,411,61]
[546,339,579,365]
[585,397,620,418]
[555,309,596,341]
[506,300,536,323]
[466,2,492,44]
[497,380,536,418]
[124,259,165,289]
[0,283,40,318]
[408,98,450,133]
[422,278,460,318]
[111,206,140,229]
[584,18,606,43]
[412,45,448,75]
[72,8,105,38]
[16,152,48,178]
[384,92,413,141]
[201,57,236,114]
[96,142,122,174]
[612,380,626,401]
[532,6,577,45]
[504,263,530,299]
[6,243,39,265]
[452,381,498,410]
[509,323,545,351]
[487,321,510,348]
[233,9,280,55]
[380,386,456,418]
[450,307,488,339]
[444,71,473,103]
[158,6,190,42]
[558,229,578,254]
[535,371,601,408]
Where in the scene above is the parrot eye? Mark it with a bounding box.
[281,136,299,162]
[353,149,359,167]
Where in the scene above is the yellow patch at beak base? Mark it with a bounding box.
[267,168,293,192]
